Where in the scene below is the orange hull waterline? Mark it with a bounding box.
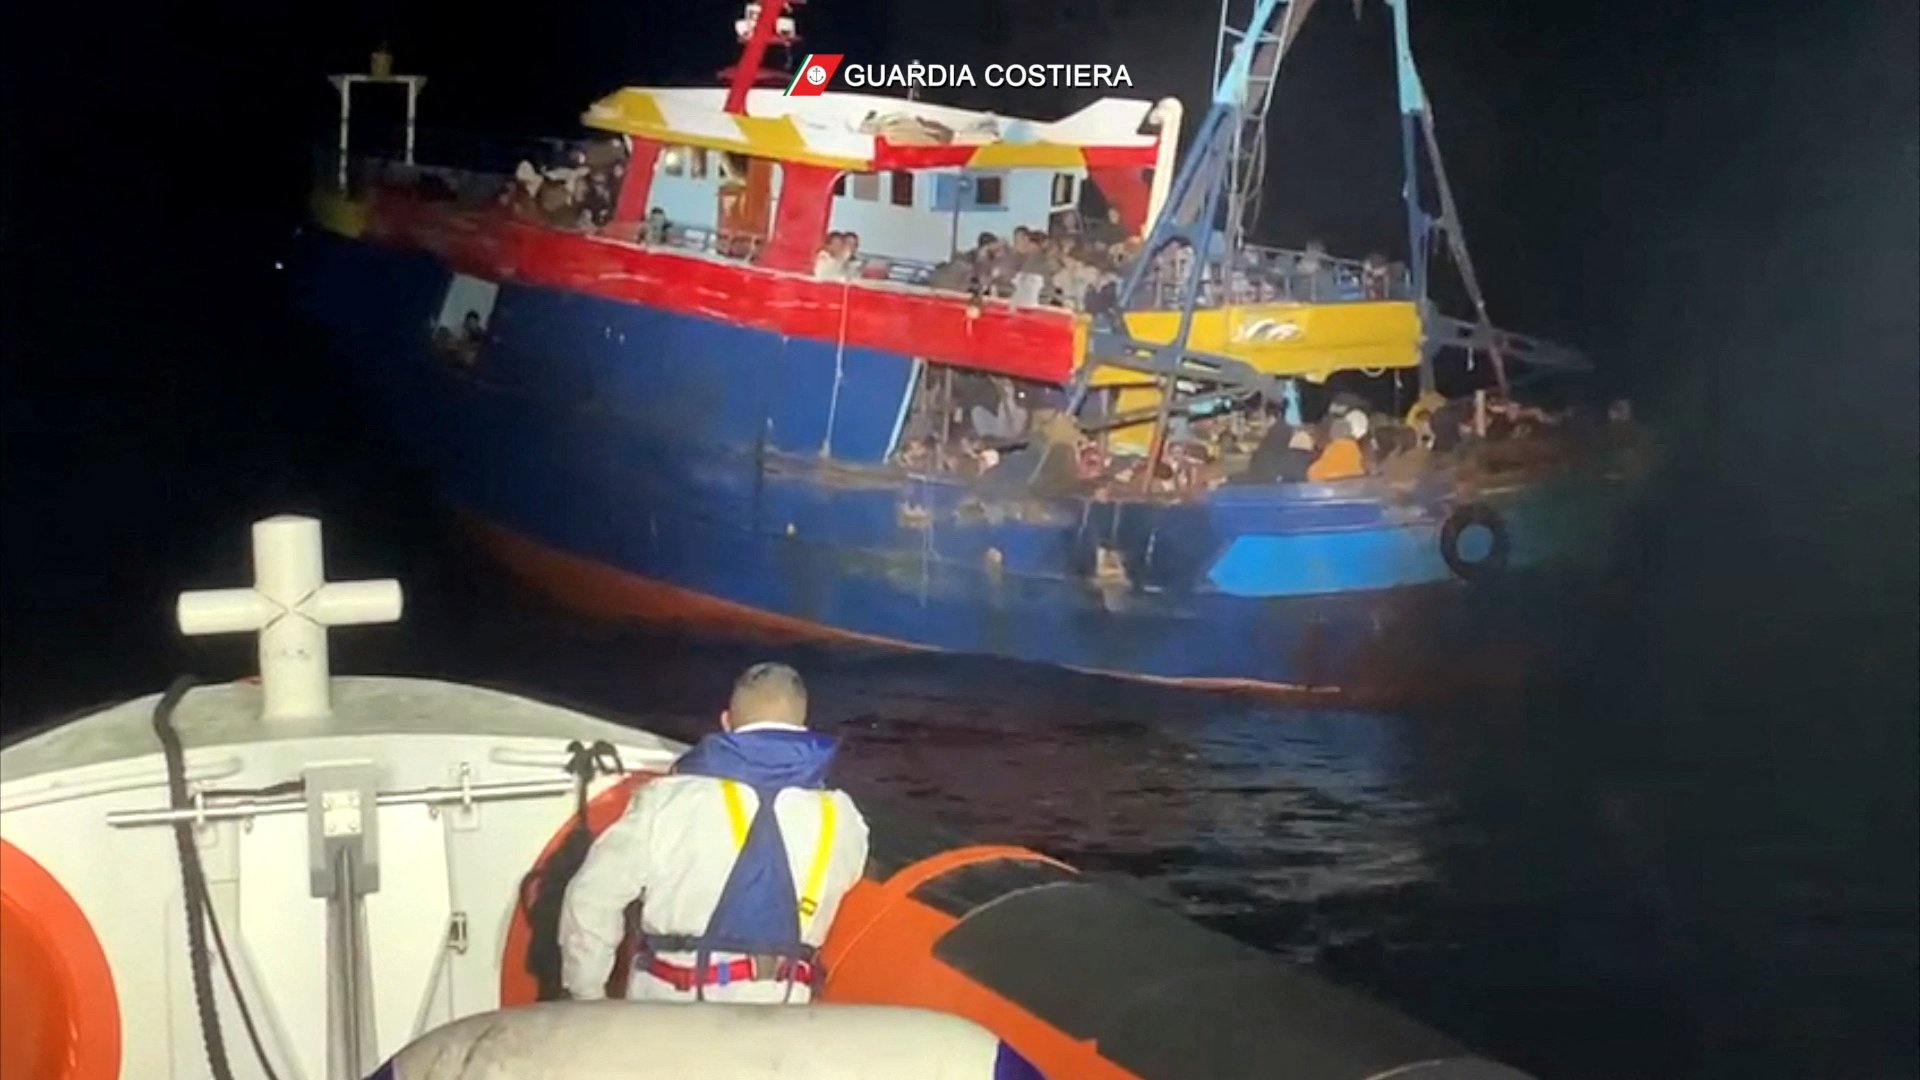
[459,508,1345,700]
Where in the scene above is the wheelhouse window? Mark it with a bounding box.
[1050,172,1077,209]
[889,171,914,207]
[431,273,499,368]
[930,171,1010,213]
[850,173,880,201]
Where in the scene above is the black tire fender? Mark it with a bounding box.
[1440,501,1511,581]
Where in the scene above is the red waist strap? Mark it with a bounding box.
[643,955,816,992]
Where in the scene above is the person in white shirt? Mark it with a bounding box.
[559,663,870,1003]
[813,232,850,280]
[841,231,864,279]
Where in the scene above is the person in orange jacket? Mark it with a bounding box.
[1307,411,1368,482]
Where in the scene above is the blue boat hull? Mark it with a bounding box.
[294,227,1638,694]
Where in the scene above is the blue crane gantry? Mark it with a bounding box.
[1070,0,1586,444]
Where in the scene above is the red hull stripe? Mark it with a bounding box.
[365,195,1082,384]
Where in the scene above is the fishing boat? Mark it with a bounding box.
[0,512,1540,1079]
[290,0,1647,698]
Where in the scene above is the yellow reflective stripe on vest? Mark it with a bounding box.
[719,779,751,851]
[796,792,838,933]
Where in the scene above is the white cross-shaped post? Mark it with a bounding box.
[177,515,404,722]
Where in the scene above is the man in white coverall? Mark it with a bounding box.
[559,663,870,1003]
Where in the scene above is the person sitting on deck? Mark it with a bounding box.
[559,663,870,1004]
[1307,412,1368,482]
[842,232,865,277]
[1378,425,1432,484]
[896,435,938,472]
[1361,253,1391,299]
[983,388,1082,492]
[1086,206,1128,247]
[813,232,849,280]
[579,172,616,229]
[643,207,671,246]
[1082,262,1122,316]
[928,232,1003,295]
[1295,241,1336,300]
[432,310,486,367]
[513,160,544,201]
[970,378,1029,442]
[1050,252,1102,311]
[1003,228,1049,306]
[1428,398,1475,456]
[1233,419,1315,485]
[1362,411,1399,468]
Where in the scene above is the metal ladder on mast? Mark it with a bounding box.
[1068,0,1588,442]
[1380,0,1588,390]
[1069,0,1316,448]
[1212,0,1314,257]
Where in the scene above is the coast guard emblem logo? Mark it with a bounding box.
[1239,318,1304,343]
[786,54,843,96]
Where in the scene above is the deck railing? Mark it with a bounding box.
[1135,243,1414,308]
[318,132,1413,309]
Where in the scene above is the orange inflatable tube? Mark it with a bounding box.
[504,775,1523,1080]
[0,839,121,1080]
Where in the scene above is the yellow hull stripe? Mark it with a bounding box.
[1078,299,1423,386]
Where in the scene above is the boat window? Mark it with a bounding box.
[1051,172,1077,209]
[832,173,848,196]
[659,146,687,177]
[931,172,1010,213]
[889,171,914,207]
[850,173,880,201]
[431,273,499,367]
[718,151,750,183]
[435,273,498,332]
[687,147,709,180]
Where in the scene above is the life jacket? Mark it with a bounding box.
[643,727,842,990]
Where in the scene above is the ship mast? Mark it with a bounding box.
[723,1,803,114]
[1212,0,1319,258]
[1385,0,1512,396]
[1070,0,1314,456]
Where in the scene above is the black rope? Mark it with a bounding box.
[517,739,627,999]
[153,676,282,1080]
